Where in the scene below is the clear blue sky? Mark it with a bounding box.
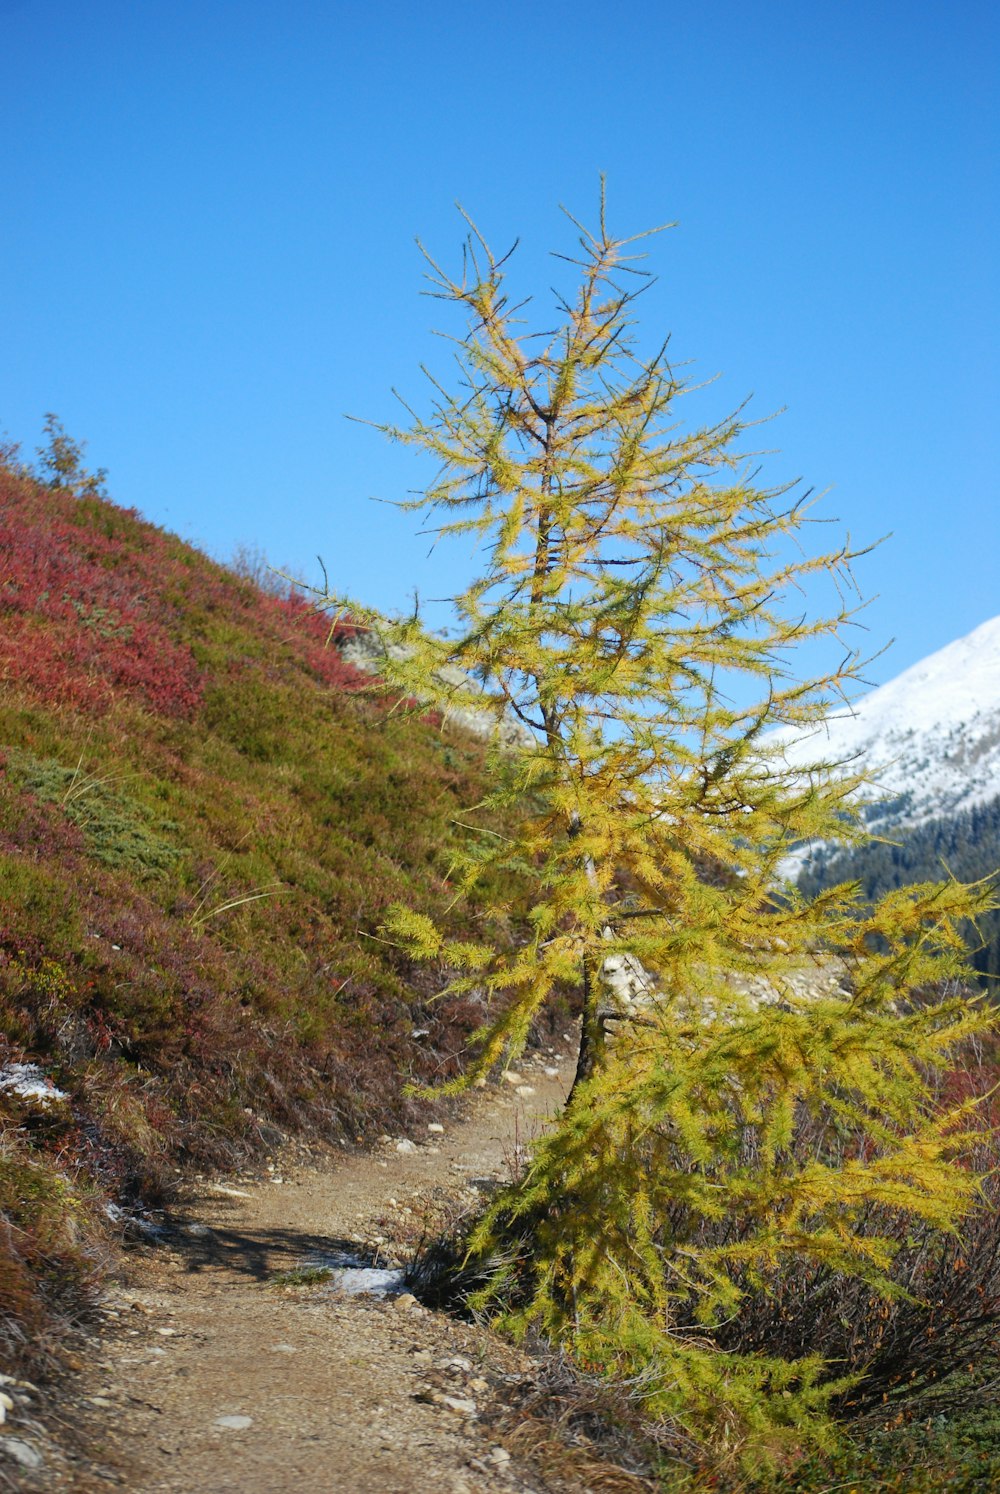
[2,0,996,685]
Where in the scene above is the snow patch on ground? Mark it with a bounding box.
[0,1062,68,1106]
[325,1266,406,1297]
[297,1248,407,1298]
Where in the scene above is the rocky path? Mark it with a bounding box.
[17,1049,618,1494]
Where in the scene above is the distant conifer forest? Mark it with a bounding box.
[798,797,1000,985]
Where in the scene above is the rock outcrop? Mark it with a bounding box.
[335,625,535,749]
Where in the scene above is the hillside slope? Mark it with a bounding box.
[0,458,519,1380]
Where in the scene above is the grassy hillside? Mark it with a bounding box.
[0,454,520,1375]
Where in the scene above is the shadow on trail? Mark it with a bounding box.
[153,1216,392,1283]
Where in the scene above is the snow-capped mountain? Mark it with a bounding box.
[771,614,1000,834]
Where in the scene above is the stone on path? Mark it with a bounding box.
[0,1438,44,1469]
[438,1394,478,1417]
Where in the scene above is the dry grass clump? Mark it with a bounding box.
[0,1127,108,1380]
[495,1355,697,1492]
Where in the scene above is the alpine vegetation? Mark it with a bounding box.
[321,189,997,1470]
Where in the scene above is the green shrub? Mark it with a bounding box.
[6,747,183,874]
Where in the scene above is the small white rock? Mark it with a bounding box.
[214,1415,253,1430]
[544,1066,559,1078]
[515,1085,536,1098]
[269,1343,297,1353]
[393,1292,419,1310]
[501,1071,523,1086]
[489,1446,512,1465]
[395,1138,418,1154]
[439,1395,477,1417]
[0,1438,43,1469]
[427,1122,445,1134]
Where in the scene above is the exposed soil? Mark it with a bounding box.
[8,1046,646,1493]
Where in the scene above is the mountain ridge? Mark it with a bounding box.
[777,614,1000,982]
[772,613,1000,835]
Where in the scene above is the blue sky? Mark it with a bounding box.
[2,0,996,686]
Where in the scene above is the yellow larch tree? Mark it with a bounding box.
[323,188,996,1465]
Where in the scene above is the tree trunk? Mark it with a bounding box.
[567,949,605,1106]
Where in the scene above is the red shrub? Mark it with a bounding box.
[0,466,374,717]
[0,472,203,716]
[267,595,372,693]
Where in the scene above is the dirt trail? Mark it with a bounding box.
[35,1054,579,1493]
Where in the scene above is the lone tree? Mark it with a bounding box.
[327,189,996,1464]
[35,413,107,498]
